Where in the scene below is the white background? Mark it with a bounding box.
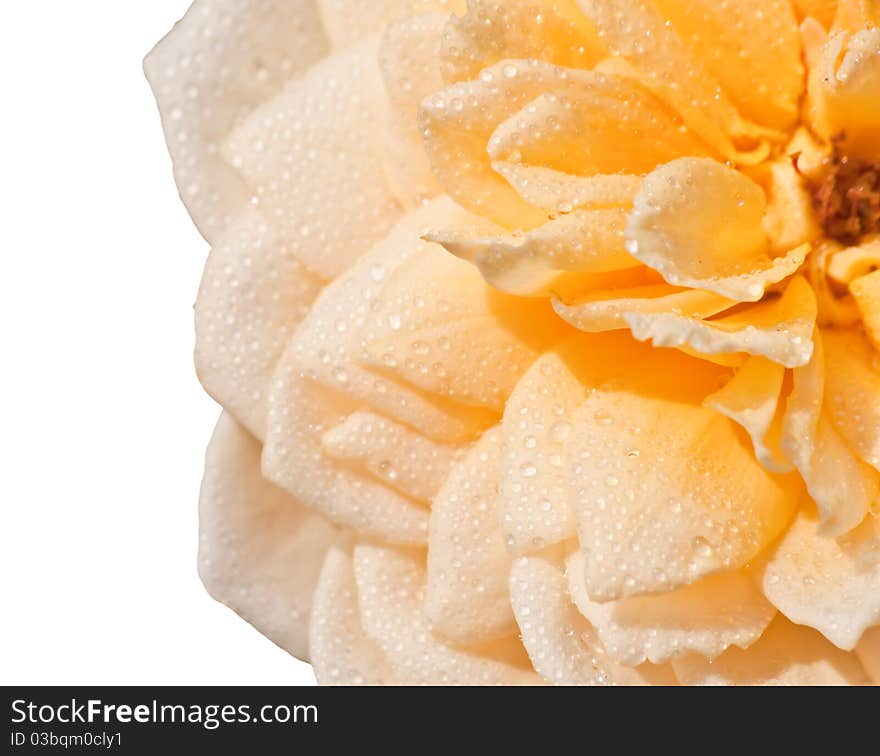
[0,2,315,684]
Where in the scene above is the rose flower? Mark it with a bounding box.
[147,0,880,685]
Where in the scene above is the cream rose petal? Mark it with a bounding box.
[195,209,325,440]
[624,275,817,369]
[492,163,643,214]
[285,198,496,444]
[567,552,776,666]
[420,60,566,228]
[431,208,640,296]
[353,544,540,685]
[762,511,880,650]
[426,427,517,644]
[310,538,396,685]
[672,616,870,686]
[857,626,880,684]
[500,334,654,556]
[553,281,736,334]
[827,240,880,286]
[145,0,330,241]
[851,269,880,351]
[805,416,879,536]
[823,328,880,471]
[811,241,863,329]
[199,413,338,661]
[317,0,466,49]
[263,372,431,544]
[781,327,825,472]
[440,0,605,83]
[782,331,878,536]
[808,28,880,161]
[223,38,403,279]
[509,556,677,685]
[359,242,569,412]
[499,351,580,557]
[567,351,799,600]
[379,14,449,208]
[761,156,823,252]
[703,356,792,473]
[155,0,880,689]
[321,410,463,502]
[626,158,810,302]
[422,60,708,229]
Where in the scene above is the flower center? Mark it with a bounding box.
[805,142,880,244]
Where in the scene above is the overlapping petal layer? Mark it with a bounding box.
[151,0,880,686]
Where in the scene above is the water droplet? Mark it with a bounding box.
[550,420,571,443]
[691,536,713,559]
[520,463,538,478]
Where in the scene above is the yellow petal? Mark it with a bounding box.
[827,239,880,285]
[811,416,876,535]
[761,157,823,252]
[574,0,781,159]
[431,208,640,296]
[851,269,880,351]
[554,281,736,334]
[672,616,870,685]
[500,334,650,556]
[286,198,497,444]
[568,552,776,666]
[704,356,792,473]
[650,0,803,132]
[354,544,540,684]
[223,39,403,279]
[321,411,463,502]
[317,0,466,49]
[762,511,880,650]
[311,538,396,684]
[808,28,880,161]
[195,209,325,440]
[801,15,831,69]
[626,158,809,301]
[145,0,330,241]
[379,14,449,208]
[624,275,817,369]
[493,163,643,214]
[200,414,338,661]
[440,0,605,83]
[509,556,677,685]
[824,328,880,471]
[810,241,862,328]
[781,330,876,536]
[792,0,838,26]
[781,327,825,472]
[832,0,880,30]
[566,350,798,600]
[487,75,712,177]
[857,626,880,683]
[426,427,517,644]
[360,241,569,411]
